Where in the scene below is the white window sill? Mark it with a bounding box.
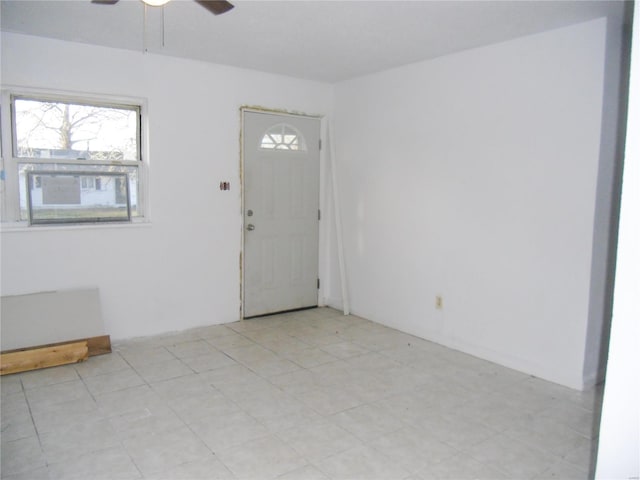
[0,219,152,233]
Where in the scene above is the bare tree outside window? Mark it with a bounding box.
[14,98,138,161]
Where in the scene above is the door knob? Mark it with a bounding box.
[246,224,255,231]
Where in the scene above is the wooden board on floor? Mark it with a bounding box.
[0,341,89,375]
[85,335,112,356]
[0,335,111,357]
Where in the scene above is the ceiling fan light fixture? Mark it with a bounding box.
[91,0,234,15]
[142,0,171,6]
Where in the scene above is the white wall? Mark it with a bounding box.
[0,32,333,341]
[330,19,611,389]
[595,4,640,476]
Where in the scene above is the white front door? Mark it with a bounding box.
[242,111,320,318]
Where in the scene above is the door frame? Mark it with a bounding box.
[239,106,328,319]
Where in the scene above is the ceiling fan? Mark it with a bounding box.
[91,0,234,16]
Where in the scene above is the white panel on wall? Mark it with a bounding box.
[1,288,104,351]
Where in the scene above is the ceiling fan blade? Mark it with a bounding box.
[91,0,120,4]
[195,0,234,15]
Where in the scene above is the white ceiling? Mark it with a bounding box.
[0,0,627,82]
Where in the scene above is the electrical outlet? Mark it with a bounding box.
[435,295,443,309]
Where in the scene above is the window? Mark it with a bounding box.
[260,123,307,151]
[1,92,144,225]
[81,177,95,189]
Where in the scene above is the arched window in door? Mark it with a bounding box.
[260,123,307,151]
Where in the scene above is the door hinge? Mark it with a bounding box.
[318,209,321,221]
[317,278,320,289]
[318,139,322,150]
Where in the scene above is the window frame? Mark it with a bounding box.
[0,87,148,226]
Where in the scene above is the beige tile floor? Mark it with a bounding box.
[1,307,602,479]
